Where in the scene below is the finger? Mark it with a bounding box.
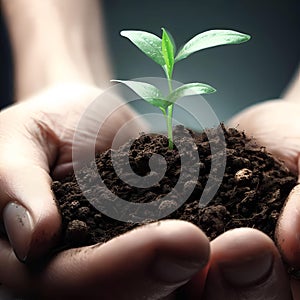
[276,184,300,267]
[0,220,210,299]
[40,220,210,300]
[1,167,61,262]
[202,228,291,300]
[0,108,61,262]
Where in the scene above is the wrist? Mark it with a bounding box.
[2,0,111,101]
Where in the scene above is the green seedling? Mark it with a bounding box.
[113,28,250,149]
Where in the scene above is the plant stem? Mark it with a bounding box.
[166,75,174,149]
[167,105,174,149]
[167,76,173,94]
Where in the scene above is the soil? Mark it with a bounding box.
[52,125,297,251]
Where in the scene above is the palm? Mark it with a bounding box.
[2,83,144,179]
[228,99,300,174]
[228,98,300,298]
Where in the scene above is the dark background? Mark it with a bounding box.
[1,0,300,121]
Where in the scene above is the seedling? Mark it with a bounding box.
[113,28,250,149]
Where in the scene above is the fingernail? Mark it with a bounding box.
[220,252,274,286]
[152,256,206,284]
[3,202,34,262]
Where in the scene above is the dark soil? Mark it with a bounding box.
[52,125,297,250]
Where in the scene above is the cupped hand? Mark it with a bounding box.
[0,83,209,300]
[228,99,300,298]
[0,217,292,300]
[0,219,211,299]
[0,85,294,299]
[0,82,144,262]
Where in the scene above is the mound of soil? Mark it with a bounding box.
[52,125,297,251]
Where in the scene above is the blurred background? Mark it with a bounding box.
[1,0,300,122]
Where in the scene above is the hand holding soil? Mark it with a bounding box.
[1,0,299,298]
[3,91,288,300]
[228,99,300,262]
[0,85,296,299]
[229,97,300,299]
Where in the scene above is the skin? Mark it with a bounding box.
[228,65,300,299]
[0,0,298,298]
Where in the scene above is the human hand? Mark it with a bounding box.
[187,228,291,300]
[0,82,145,261]
[1,83,212,299]
[228,99,300,298]
[0,86,293,299]
[228,100,300,175]
[0,83,205,300]
[0,223,292,300]
[0,219,211,299]
[0,83,213,300]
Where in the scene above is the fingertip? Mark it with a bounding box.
[211,228,276,261]
[211,229,276,286]
[209,228,278,287]
[3,199,61,263]
[110,219,210,282]
[144,220,210,261]
[114,220,211,296]
[203,228,291,299]
[1,167,61,262]
[204,228,291,300]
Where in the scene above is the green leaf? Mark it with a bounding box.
[164,29,176,54]
[161,28,175,79]
[120,30,165,66]
[167,82,216,103]
[175,30,251,62]
[111,80,172,109]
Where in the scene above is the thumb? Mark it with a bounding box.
[0,220,210,299]
[203,228,291,300]
[0,110,61,262]
[1,165,61,262]
[38,220,210,300]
